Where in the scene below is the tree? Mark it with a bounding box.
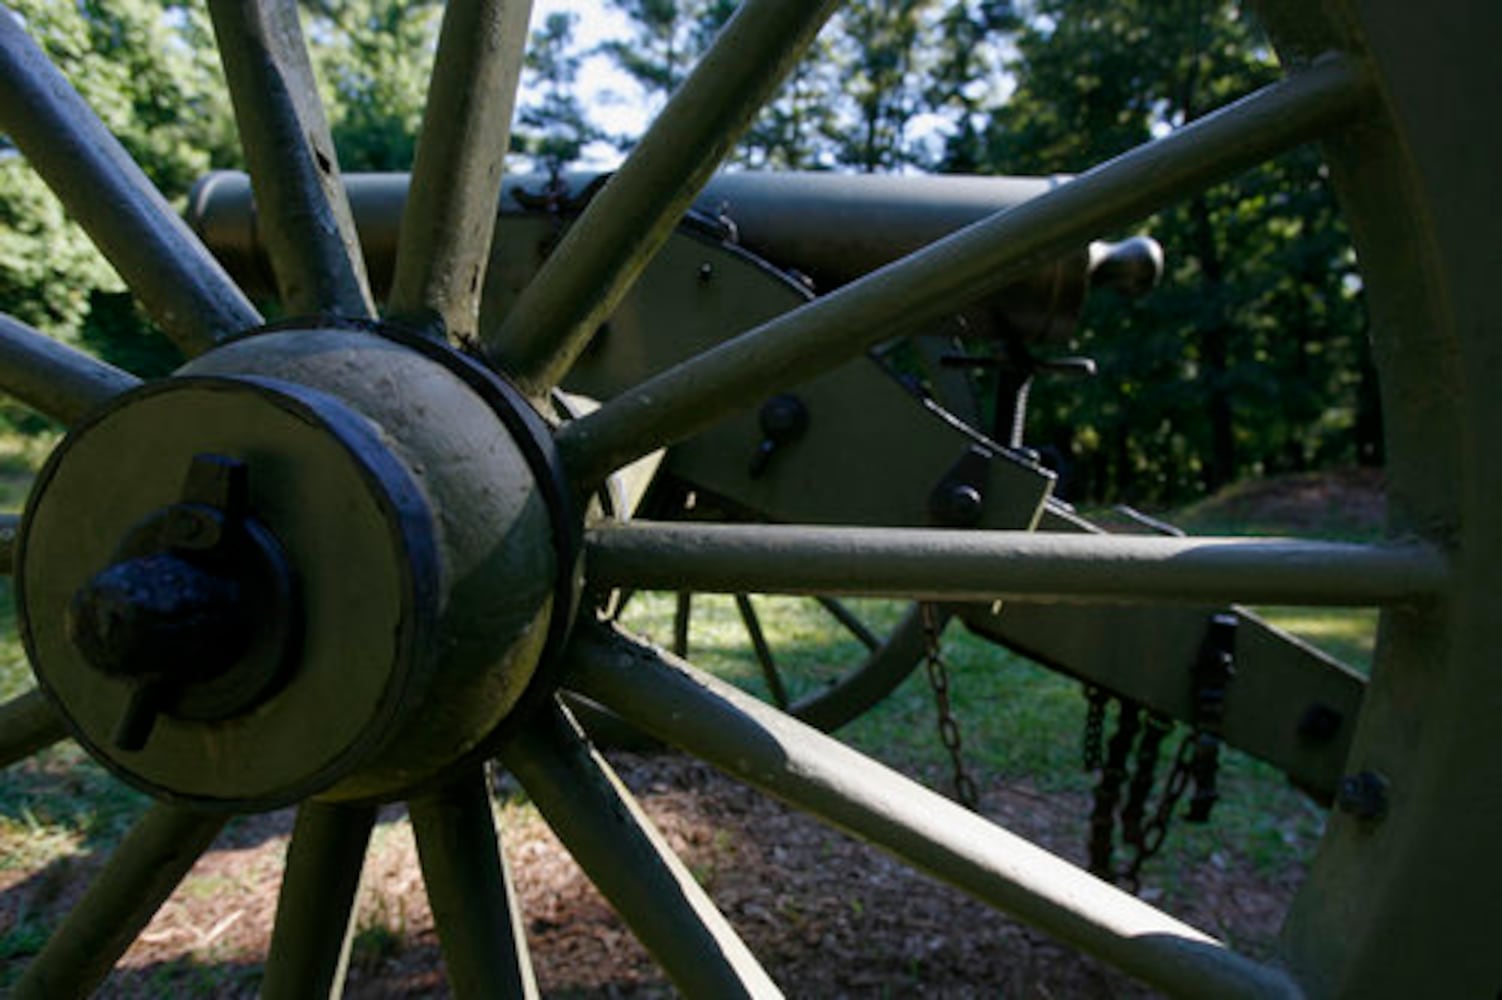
[826,0,938,172]
[514,11,601,176]
[957,0,1375,502]
[0,0,239,398]
[303,0,442,172]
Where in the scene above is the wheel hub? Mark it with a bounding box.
[18,326,570,808]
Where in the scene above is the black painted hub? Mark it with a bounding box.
[65,453,299,751]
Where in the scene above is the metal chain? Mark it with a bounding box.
[1087,698,1140,879]
[1082,685,1108,771]
[920,603,980,811]
[1120,711,1173,847]
[1119,730,1198,888]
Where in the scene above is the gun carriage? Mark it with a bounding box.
[0,0,1494,995]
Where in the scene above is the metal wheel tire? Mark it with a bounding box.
[0,2,1495,997]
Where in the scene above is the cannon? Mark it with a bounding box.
[0,0,1495,996]
[190,167,1365,809]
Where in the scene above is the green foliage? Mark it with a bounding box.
[948,0,1376,503]
[303,0,441,172]
[601,0,737,98]
[0,0,237,432]
[515,12,603,174]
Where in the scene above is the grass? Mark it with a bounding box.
[619,593,1365,835]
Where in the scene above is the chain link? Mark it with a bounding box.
[920,603,979,811]
[1082,685,1107,771]
[1119,731,1198,888]
[1087,697,1139,878]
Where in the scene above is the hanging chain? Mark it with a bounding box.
[1119,731,1198,887]
[1120,711,1173,846]
[1080,614,1239,887]
[1086,698,1140,878]
[1082,685,1108,771]
[920,603,979,811]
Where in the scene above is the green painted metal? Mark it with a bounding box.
[0,313,140,425]
[499,700,782,998]
[12,803,225,999]
[409,769,537,999]
[814,597,882,651]
[207,0,374,318]
[18,374,442,806]
[0,689,66,769]
[734,594,789,708]
[963,504,1367,799]
[585,521,1445,607]
[387,0,533,339]
[181,330,556,802]
[0,6,260,354]
[567,623,1299,999]
[1255,3,1502,995]
[555,54,1371,488]
[263,802,376,1000]
[482,0,840,395]
[1,0,1498,992]
[791,603,949,733]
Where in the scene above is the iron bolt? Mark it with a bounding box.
[931,483,984,527]
[1335,770,1389,822]
[1298,703,1343,743]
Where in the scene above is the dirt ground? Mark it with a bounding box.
[0,750,1302,998]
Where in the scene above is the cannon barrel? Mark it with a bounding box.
[188,170,1160,342]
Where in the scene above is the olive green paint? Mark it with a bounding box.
[566,624,1299,1000]
[585,521,1445,607]
[13,804,225,999]
[207,0,375,318]
[555,55,1371,488]
[388,0,533,339]
[500,700,782,998]
[263,802,377,999]
[482,0,840,395]
[409,769,538,999]
[0,688,66,769]
[0,313,139,426]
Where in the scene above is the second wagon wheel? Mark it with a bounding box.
[0,0,1494,997]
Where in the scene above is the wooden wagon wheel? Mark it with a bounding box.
[0,0,1494,995]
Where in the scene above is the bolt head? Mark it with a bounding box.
[1336,770,1389,822]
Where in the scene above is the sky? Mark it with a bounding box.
[521,0,652,167]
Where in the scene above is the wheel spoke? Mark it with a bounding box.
[814,596,881,651]
[207,0,374,318]
[586,521,1445,607]
[409,767,537,999]
[0,689,66,768]
[567,624,1296,999]
[262,802,376,1000]
[386,0,533,338]
[673,591,692,657]
[481,0,839,394]
[0,312,139,425]
[735,594,788,708]
[498,699,780,998]
[790,603,938,733]
[556,54,1371,485]
[0,13,260,354]
[13,803,226,998]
